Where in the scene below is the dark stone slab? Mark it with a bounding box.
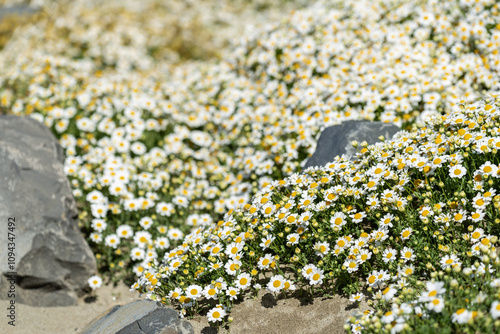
[82,300,194,334]
[0,115,96,307]
[304,120,400,169]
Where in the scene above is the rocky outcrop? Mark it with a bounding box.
[304,120,401,169]
[82,300,194,334]
[0,115,96,307]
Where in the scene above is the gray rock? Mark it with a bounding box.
[0,5,40,21]
[304,120,400,169]
[0,115,96,307]
[82,300,194,334]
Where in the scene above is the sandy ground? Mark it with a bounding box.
[0,284,367,334]
[0,283,141,334]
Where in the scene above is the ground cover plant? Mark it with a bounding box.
[1,0,500,332]
[134,96,500,333]
[0,0,308,284]
[2,0,499,287]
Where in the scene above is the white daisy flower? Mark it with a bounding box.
[88,275,102,290]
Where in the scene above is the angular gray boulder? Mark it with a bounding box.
[82,300,194,334]
[304,120,401,169]
[0,115,96,307]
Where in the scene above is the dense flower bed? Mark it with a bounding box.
[0,0,307,284]
[1,0,498,288]
[1,0,500,331]
[134,97,500,333]
[232,0,500,126]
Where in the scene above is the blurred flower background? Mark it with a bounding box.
[2,1,500,333]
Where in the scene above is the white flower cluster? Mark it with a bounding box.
[1,0,500,292]
[137,96,500,331]
[232,0,500,127]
